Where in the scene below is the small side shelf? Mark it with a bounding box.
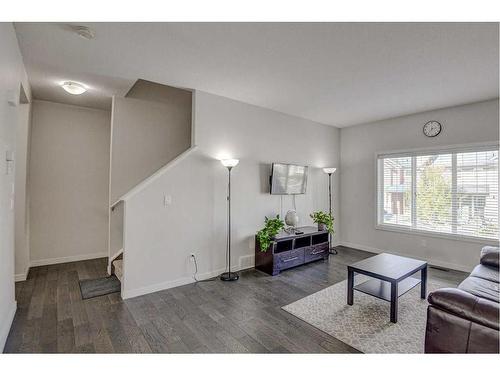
[353,277,421,302]
[275,239,293,253]
[255,226,329,276]
[294,236,311,249]
[312,233,328,245]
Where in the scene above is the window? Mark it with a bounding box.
[377,145,499,241]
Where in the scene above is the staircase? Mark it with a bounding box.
[113,259,123,283]
[106,79,194,297]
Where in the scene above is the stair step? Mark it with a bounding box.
[113,259,123,283]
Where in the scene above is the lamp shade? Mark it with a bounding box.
[221,159,239,168]
[323,167,336,174]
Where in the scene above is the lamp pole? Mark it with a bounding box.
[220,159,239,281]
[328,172,337,255]
[323,167,337,255]
[328,172,332,219]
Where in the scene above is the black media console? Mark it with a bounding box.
[255,226,329,276]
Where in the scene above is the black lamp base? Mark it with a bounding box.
[220,272,239,281]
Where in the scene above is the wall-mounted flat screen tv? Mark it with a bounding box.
[270,163,308,195]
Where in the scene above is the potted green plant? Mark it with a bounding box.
[256,215,285,252]
[310,211,334,233]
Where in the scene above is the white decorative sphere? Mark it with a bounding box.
[285,210,299,227]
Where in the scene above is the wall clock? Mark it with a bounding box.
[423,121,442,137]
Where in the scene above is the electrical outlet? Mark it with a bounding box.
[421,239,427,247]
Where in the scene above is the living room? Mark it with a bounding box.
[0,1,499,372]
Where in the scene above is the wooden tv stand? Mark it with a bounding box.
[255,226,329,276]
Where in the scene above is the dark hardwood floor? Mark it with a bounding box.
[4,246,467,353]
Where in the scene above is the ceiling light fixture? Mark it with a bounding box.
[61,81,87,95]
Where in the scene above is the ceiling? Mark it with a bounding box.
[14,22,499,127]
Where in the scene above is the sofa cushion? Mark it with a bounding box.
[470,264,500,283]
[428,288,499,330]
[480,246,499,269]
[459,276,500,303]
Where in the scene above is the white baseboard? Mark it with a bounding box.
[14,265,30,282]
[122,242,341,300]
[122,270,216,300]
[121,264,252,300]
[122,275,197,299]
[30,252,108,267]
[0,301,17,352]
[339,241,472,273]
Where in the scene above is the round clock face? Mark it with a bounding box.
[423,121,442,137]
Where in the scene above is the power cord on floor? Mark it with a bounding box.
[191,253,219,282]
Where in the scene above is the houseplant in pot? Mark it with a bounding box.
[310,211,334,233]
[256,215,285,252]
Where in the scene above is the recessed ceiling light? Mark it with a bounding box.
[61,81,87,95]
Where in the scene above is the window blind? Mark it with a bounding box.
[380,156,412,227]
[377,146,499,241]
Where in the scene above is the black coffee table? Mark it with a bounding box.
[347,253,427,323]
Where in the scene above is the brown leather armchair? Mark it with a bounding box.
[425,246,499,353]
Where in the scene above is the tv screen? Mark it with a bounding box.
[270,163,308,195]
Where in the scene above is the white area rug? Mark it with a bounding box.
[282,278,445,353]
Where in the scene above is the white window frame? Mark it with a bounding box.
[375,142,500,245]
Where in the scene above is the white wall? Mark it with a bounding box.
[29,100,110,265]
[339,99,499,272]
[121,91,340,298]
[109,200,123,260]
[110,91,191,204]
[14,99,32,281]
[0,22,32,352]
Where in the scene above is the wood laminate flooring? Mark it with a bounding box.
[4,246,467,353]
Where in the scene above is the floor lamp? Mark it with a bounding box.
[322,167,337,255]
[220,159,239,281]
